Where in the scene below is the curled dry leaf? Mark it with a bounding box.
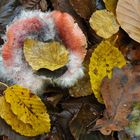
[94,65,140,135]
[1,85,50,136]
[89,10,119,39]
[89,40,126,103]
[116,0,140,43]
[103,0,118,13]
[69,0,96,19]
[23,39,69,71]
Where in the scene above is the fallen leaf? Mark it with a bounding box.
[3,85,51,135]
[0,96,42,136]
[69,50,93,97]
[126,41,140,64]
[89,40,126,103]
[69,0,96,19]
[93,65,140,135]
[126,103,140,137]
[118,131,132,140]
[69,103,101,140]
[116,0,140,43]
[89,10,119,39]
[19,0,48,11]
[103,0,118,13]
[23,39,69,71]
[69,73,92,97]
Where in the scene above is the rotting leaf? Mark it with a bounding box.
[118,131,132,140]
[69,0,96,19]
[23,39,69,71]
[69,50,93,97]
[126,102,140,137]
[4,85,51,135]
[126,41,140,64]
[69,103,101,140]
[103,0,118,13]
[116,0,140,43]
[19,0,48,11]
[89,9,119,39]
[92,65,140,135]
[89,40,126,103]
[69,73,92,97]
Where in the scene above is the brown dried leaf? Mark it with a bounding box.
[69,103,101,140]
[69,50,93,97]
[69,74,92,97]
[116,0,140,43]
[19,0,48,11]
[93,65,140,135]
[69,0,96,19]
[126,41,140,63]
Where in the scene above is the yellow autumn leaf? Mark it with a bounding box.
[89,10,119,39]
[89,40,126,103]
[0,96,43,136]
[103,0,118,13]
[23,39,69,71]
[4,85,51,134]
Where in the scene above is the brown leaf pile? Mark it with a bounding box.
[1,0,140,140]
[93,65,140,135]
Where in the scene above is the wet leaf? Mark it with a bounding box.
[69,103,101,140]
[19,0,48,11]
[69,0,96,19]
[23,39,69,71]
[116,0,140,43]
[89,40,126,103]
[89,10,119,39]
[93,65,140,135]
[3,85,50,136]
[103,0,118,13]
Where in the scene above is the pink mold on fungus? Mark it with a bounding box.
[2,10,87,92]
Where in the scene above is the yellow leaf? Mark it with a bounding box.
[103,0,118,13]
[89,40,126,103]
[89,10,119,39]
[4,85,51,134]
[23,39,69,71]
[116,0,140,43]
[0,96,43,136]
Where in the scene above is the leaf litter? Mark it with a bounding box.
[0,0,140,140]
